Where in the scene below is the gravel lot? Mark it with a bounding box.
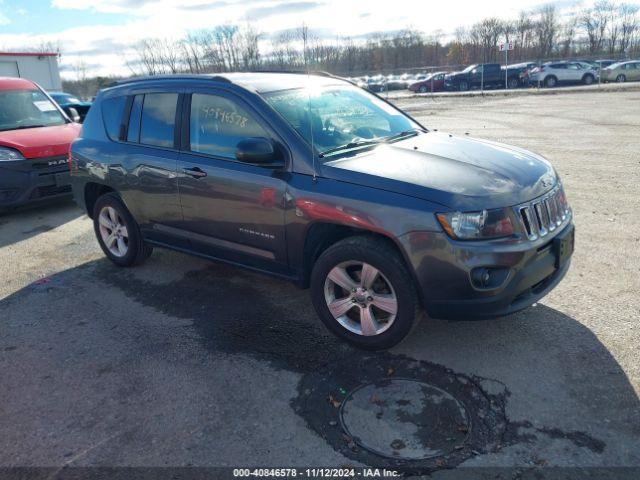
[1,90,639,477]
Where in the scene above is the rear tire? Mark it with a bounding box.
[616,74,626,83]
[310,236,421,350]
[459,81,469,91]
[93,192,152,267]
[545,76,557,88]
[507,77,520,89]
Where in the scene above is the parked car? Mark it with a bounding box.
[600,60,640,83]
[408,71,447,93]
[507,62,537,86]
[0,77,81,210]
[529,61,598,87]
[574,59,617,71]
[366,75,387,92]
[70,72,574,349]
[49,91,92,123]
[385,75,408,90]
[445,63,519,91]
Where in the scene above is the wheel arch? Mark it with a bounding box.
[83,182,115,218]
[300,222,419,296]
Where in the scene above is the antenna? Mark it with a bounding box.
[302,23,317,182]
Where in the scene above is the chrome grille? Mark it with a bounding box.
[517,186,570,241]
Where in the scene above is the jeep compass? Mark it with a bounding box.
[70,73,574,349]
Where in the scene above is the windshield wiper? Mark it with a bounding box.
[319,138,383,158]
[382,128,424,144]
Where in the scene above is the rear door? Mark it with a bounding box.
[175,88,290,274]
[566,63,582,82]
[549,63,567,82]
[117,90,187,247]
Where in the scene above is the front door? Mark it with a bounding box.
[175,89,290,274]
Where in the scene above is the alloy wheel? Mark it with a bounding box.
[98,206,129,257]
[323,261,398,336]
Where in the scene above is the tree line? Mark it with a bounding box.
[60,1,639,97]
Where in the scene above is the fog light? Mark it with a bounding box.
[470,267,510,289]
[471,268,491,288]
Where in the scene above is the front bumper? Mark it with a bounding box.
[399,222,574,320]
[0,156,72,208]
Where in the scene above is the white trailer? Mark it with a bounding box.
[0,52,62,91]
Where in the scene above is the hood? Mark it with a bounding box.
[60,101,92,108]
[0,123,81,159]
[322,132,557,211]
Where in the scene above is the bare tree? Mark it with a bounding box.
[618,3,639,55]
[533,5,559,58]
[582,0,610,53]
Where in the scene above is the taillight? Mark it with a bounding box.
[67,153,73,172]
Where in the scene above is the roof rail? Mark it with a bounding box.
[247,69,345,78]
[112,74,232,87]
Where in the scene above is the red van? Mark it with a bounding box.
[0,77,81,210]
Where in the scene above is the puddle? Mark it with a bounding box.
[94,259,607,474]
[340,379,470,460]
[292,354,506,473]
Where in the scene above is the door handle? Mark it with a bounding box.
[182,167,207,179]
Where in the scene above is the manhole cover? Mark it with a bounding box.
[339,378,470,460]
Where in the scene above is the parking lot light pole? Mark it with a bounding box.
[505,45,508,90]
[598,60,601,88]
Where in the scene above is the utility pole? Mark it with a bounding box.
[505,44,508,89]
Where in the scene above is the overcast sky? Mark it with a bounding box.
[0,0,590,79]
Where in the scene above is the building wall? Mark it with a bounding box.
[0,55,62,90]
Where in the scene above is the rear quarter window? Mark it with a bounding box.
[101,96,126,141]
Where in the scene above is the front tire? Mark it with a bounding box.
[419,85,428,93]
[93,192,152,267]
[545,75,557,88]
[310,236,421,350]
[582,73,595,85]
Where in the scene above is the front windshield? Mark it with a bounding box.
[0,89,67,131]
[263,85,419,158]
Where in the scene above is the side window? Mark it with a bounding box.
[189,93,269,159]
[127,94,143,143]
[102,96,126,141]
[140,93,178,148]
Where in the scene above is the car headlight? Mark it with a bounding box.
[0,147,25,162]
[436,209,515,240]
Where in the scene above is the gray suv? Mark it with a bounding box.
[69,72,574,349]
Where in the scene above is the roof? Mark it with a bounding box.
[0,77,38,91]
[223,72,346,92]
[115,71,348,94]
[0,52,59,57]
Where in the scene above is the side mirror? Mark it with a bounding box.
[236,137,282,166]
[66,107,81,123]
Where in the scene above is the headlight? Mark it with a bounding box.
[0,147,25,162]
[436,209,515,240]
